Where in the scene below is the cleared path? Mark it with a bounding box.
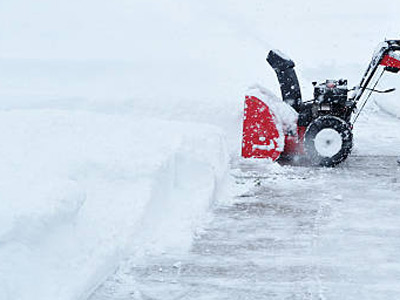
[90,156,400,300]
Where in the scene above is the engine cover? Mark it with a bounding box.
[313,79,348,105]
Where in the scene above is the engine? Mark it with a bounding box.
[297,79,355,126]
[313,79,348,106]
[312,79,354,122]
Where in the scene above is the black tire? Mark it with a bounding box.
[304,116,353,167]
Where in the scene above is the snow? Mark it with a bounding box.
[374,94,400,119]
[0,0,400,299]
[92,156,400,300]
[247,84,298,134]
[270,49,292,62]
[0,111,228,300]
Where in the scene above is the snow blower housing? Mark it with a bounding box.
[242,40,400,166]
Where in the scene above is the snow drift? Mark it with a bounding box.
[0,110,228,300]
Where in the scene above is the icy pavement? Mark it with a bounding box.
[90,156,400,300]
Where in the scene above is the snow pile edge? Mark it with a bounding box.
[0,110,229,300]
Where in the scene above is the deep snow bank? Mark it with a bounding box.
[0,110,228,300]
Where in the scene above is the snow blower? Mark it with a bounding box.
[242,40,400,166]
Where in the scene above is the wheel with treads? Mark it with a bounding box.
[304,116,353,167]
